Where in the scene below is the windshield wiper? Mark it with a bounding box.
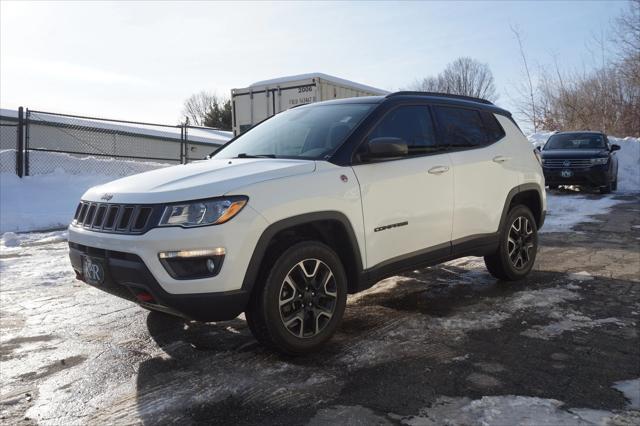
[234,153,277,158]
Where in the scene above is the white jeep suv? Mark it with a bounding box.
[68,92,546,354]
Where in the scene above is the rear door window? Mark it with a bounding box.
[433,106,488,148]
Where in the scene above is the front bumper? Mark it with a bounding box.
[69,242,248,321]
[67,204,269,321]
[543,167,610,187]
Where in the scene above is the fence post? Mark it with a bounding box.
[180,125,185,164]
[184,125,189,164]
[24,109,30,176]
[16,107,24,177]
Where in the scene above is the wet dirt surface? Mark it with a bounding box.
[1,194,639,425]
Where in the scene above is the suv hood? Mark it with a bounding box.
[541,149,609,159]
[82,158,316,204]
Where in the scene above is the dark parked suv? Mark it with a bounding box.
[540,131,620,193]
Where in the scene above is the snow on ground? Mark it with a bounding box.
[0,150,167,233]
[1,215,637,423]
[613,378,640,409]
[400,395,637,426]
[542,192,623,233]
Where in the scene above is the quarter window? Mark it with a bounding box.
[480,111,506,143]
[433,106,487,148]
[367,106,440,156]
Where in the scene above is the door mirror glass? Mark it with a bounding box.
[363,137,408,160]
[610,144,621,151]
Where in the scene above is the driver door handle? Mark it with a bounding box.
[493,155,511,163]
[428,165,450,175]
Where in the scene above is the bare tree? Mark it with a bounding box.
[614,0,640,61]
[181,91,233,130]
[441,57,498,101]
[182,91,217,126]
[409,57,498,102]
[510,26,539,131]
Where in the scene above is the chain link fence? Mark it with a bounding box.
[0,108,230,178]
[26,110,186,177]
[0,121,19,174]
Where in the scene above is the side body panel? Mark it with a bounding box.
[448,115,538,239]
[351,154,454,268]
[496,115,546,213]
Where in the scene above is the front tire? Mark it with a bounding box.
[245,241,347,355]
[600,182,612,194]
[484,205,538,281]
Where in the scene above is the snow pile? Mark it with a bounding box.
[527,131,555,150]
[612,136,640,193]
[0,151,168,233]
[14,149,170,176]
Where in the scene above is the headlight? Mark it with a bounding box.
[590,158,608,165]
[159,196,248,227]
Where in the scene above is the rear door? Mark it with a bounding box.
[352,105,454,268]
[433,106,519,240]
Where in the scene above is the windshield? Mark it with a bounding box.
[544,133,606,150]
[213,103,375,160]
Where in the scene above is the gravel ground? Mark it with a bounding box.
[1,193,639,425]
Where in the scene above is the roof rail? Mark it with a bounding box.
[386,91,494,105]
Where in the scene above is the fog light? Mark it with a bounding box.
[158,248,225,280]
[206,258,216,273]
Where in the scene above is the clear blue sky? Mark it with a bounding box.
[0,1,628,126]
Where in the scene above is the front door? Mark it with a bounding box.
[352,105,454,268]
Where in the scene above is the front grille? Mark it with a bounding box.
[543,159,593,168]
[72,201,160,234]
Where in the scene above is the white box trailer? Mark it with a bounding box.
[230,73,389,135]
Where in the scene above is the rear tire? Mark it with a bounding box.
[245,241,347,355]
[484,205,538,281]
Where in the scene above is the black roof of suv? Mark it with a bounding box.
[321,91,511,118]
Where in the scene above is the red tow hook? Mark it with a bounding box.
[136,292,154,303]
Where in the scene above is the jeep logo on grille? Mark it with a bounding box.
[101,193,114,201]
[563,160,571,167]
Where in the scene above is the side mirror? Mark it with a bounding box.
[610,144,621,152]
[535,146,542,152]
[362,137,408,160]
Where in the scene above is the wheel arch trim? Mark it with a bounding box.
[500,183,545,231]
[240,211,365,296]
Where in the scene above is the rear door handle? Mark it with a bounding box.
[493,155,511,163]
[428,165,450,175]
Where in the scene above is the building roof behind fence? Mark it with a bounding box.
[0,108,233,146]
